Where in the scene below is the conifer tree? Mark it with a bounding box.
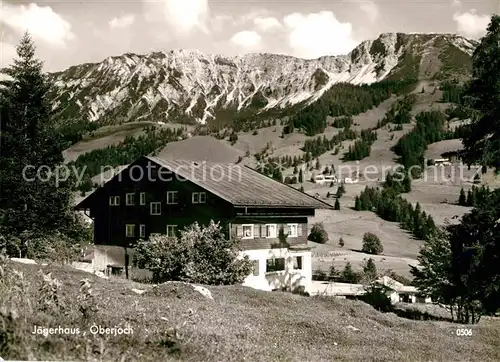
[0,33,86,241]
[328,264,338,281]
[461,15,500,171]
[363,258,378,282]
[458,188,467,206]
[341,262,360,283]
[334,198,340,210]
[353,196,360,210]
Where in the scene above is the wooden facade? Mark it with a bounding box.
[76,157,326,250]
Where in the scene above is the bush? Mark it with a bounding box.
[361,283,394,312]
[334,198,340,210]
[362,232,383,255]
[308,222,329,244]
[339,237,345,248]
[313,268,327,281]
[340,262,362,283]
[133,221,253,285]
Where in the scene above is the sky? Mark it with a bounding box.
[0,0,497,72]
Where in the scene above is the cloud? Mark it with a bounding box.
[254,17,282,32]
[0,1,74,46]
[1,41,17,69]
[359,1,380,23]
[109,14,136,29]
[283,11,358,58]
[453,9,490,38]
[143,0,209,34]
[230,30,262,49]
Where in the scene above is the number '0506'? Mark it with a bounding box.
[456,328,472,336]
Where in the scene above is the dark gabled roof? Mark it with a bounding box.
[146,156,333,209]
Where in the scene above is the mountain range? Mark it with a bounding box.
[47,32,477,126]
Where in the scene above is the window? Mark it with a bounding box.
[293,256,303,270]
[166,225,177,237]
[288,223,298,237]
[242,224,254,239]
[140,192,146,205]
[192,192,207,204]
[167,191,178,204]
[126,193,135,206]
[109,196,120,206]
[125,224,135,237]
[266,258,285,272]
[139,224,146,238]
[265,224,277,238]
[199,192,206,203]
[252,260,259,276]
[150,202,161,215]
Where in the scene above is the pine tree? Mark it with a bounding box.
[0,33,85,241]
[341,262,360,283]
[363,258,378,281]
[354,196,362,210]
[315,158,321,170]
[298,169,304,183]
[461,15,500,171]
[458,188,467,206]
[334,198,340,210]
[328,264,338,281]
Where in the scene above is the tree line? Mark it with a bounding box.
[392,110,448,171]
[457,185,491,207]
[354,187,437,240]
[342,130,378,161]
[70,126,183,188]
[286,79,417,136]
[375,94,416,129]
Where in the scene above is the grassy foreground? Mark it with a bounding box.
[1,261,499,362]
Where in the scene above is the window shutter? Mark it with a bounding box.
[297,224,302,237]
[236,225,243,237]
[254,224,260,238]
[260,224,266,238]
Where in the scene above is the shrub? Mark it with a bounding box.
[308,222,329,244]
[361,283,394,312]
[133,221,253,285]
[340,262,362,283]
[334,198,340,210]
[339,237,345,248]
[313,268,327,281]
[328,264,338,281]
[362,232,383,255]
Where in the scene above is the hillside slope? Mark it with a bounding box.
[47,33,476,126]
[3,261,499,362]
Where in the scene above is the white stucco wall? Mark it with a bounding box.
[83,245,312,292]
[92,245,134,272]
[240,248,312,293]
